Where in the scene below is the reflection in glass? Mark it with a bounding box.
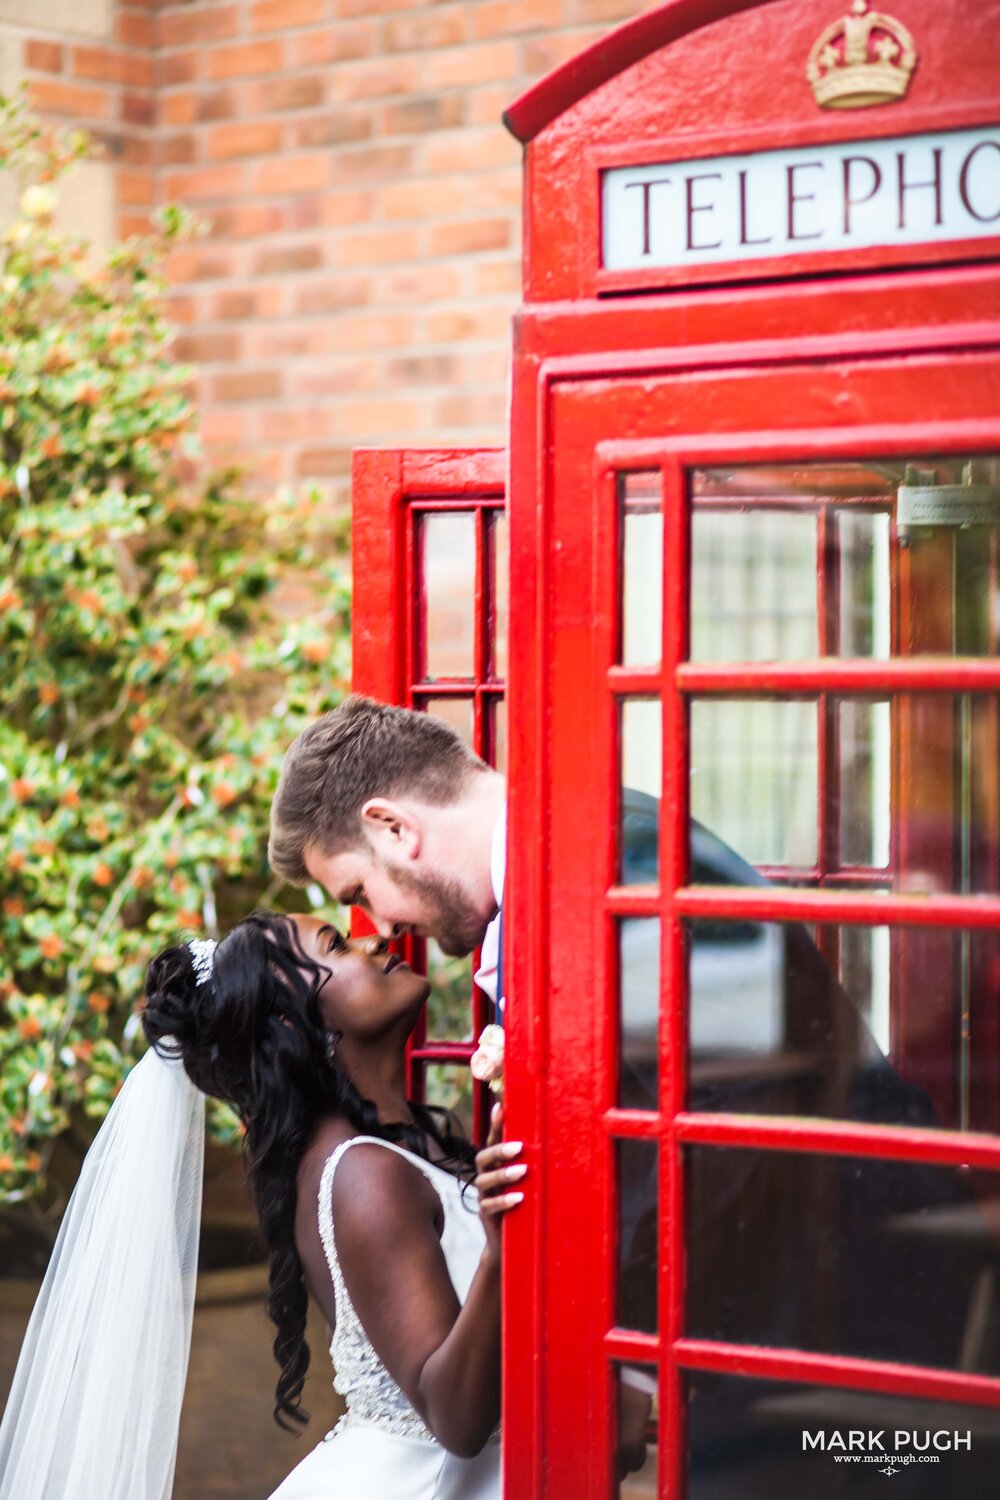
[422,695,474,746]
[839,700,891,868]
[422,512,476,680]
[425,940,475,1042]
[691,510,816,663]
[491,510,508,682]
[687,918,964,1127]
[491,695,507,775]
[618,919,659,1111]
[839,509,890,659]
[424,1063,473,1140]
[615,1363,658,1497]
[619,472,662,666]
[686,1146,1000,1374]
[690,699,817,868]
[621,700,661,885]
[687,1372,1000,1497]
[616,1138,658,1335]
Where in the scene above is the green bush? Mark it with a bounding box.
[0,97,350,1206]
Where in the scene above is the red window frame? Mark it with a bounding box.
[351,448,506,1144]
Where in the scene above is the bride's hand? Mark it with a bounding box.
[474,1102,526,1261]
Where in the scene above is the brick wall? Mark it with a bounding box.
[8,0,659,507]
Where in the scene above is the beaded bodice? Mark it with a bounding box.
[317,1135,486,1442]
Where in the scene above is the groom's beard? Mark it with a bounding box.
[385,861,489,958]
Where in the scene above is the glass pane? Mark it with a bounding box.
[617,1138,658,1335]
[620,472,662,667]
[491,510,508,682]
[692,455,1000,661]
[490,695,507,775]
[839,700,891,868]
[422,695,474,747]
[615,1363,658,1497]
[686,917,1000,1130]
[424,1063,474,1140]
[621,700,661,885]
[691,509,817,663]
[619,919,659,1111]
[687,1372,1000,1497]
[422,511,475,680]
[424,940,475,1042]
[686,1147,1000,1374]
[690,699,818,868]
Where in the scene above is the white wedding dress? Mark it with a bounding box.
[268,1136,502,1500]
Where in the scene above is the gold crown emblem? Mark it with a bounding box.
[807,0,917,109]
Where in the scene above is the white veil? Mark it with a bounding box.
[0,1045,205,1500]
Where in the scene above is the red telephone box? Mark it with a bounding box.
[352,2,1000,1494]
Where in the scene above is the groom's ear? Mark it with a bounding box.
[359,798,421,859]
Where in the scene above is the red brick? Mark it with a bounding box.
[576,0,649,19]
[466,83,511,126]
[424,304,514,342]
[474,257,521,295]
[337,0,422,15]
[117,212,154,238]
[379,264,463,302]
[250,76,325,113]
[199,89,241,122]
[213,370,283,403]
[206,202,287,238]
[167,247,233,282]
[250,324,340,359]
[158,53,197,87]
[381,175,467,220]
[428,217,511,257]
[381,94,465,135]
[209,121,283,159]
[173,331,242,363]
[119,169,155,206]
[166,294,199,324]
[423,41,518,88]
[289,190,374,230]
[382,12,467,50]
[332,142,414,180]
[294,111,372,149]
[72,46,134,86]
[121,92,156,128]
[432,391,504,429]
[25,40,63,74]
[254,242,324,274]
[117,11,154,49]
[293,363,382,398]
[252,155,328,195]
[160,131,196,164]
[331,396,422,436]
[335,228,410,267]
[338,58,414,101]
[422,127,517,173]
[250,0,323,31]
[293,277,372,315]
[207,40,284,80]
[200,409,246,447]
[471,0,562,38]
[290,23,374,66]
[29,79,111,120]
[296,447,353,479]
[386,352,457,385]
[161,90,197,126]
[161,5,239,47]
[522,30,604,76]
[259,406,337,441]
[210,285,284,320]
[163,165,246,201]
[333,311,415,349]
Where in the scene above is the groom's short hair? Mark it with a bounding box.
[268,694,485,886]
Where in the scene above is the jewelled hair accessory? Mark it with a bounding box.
[187,938,217,988]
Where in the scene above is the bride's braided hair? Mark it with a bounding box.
[142,910,475,1433]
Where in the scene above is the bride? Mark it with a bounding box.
[0,910,524,1499]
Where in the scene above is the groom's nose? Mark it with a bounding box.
[372,916,408,940]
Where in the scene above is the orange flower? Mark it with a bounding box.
[24,1152,41,1173]
[38,683,59,705]
[164,849,179,870]
[75,589,102,612]
[87,991,110,1014]
[32,839,56,857]
[11,778,34,802]
[128,712,149,733]
[221,650,244,674]
[0,1155,14,1173]
[86,815,110,840]
[211,781,238,808]
[73,1040,94,1061]
[177,560,198,583]
[18,1016,42,1041]
[3,898,24,917]
[60,787,80,809]
[148,642,169,666]
[93,862,114,887]
[76,383,100,406]
[132,864,154,890]
[176,909,202,930]
[8,851,27,873]
[40,433,63,459]
[0,588,22,611]
[39,934,63,960]
[302,638,328,663]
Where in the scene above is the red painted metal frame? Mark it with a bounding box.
[507,313,1000,1495]
[351,448,505,1148]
